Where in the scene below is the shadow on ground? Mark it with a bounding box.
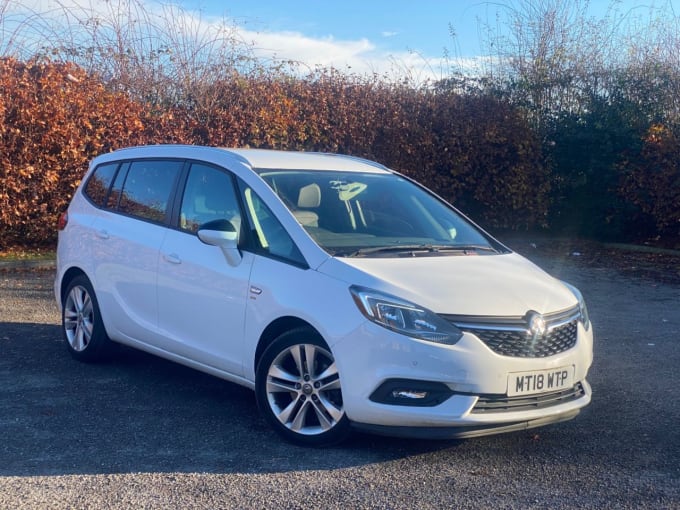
[0,321,458,477]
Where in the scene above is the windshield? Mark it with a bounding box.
[258,169,502,257]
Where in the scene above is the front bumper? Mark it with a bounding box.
[332,321,593,435]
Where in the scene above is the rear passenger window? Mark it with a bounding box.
[118,160,183,223]
[83,163,119,206]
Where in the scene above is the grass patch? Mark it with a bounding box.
[0,248,56,262]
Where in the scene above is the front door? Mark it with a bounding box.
[156,162,252,376]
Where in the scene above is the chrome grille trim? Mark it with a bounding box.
[442,306,580,358]
[471,382,586,413]
[443,307,580,332]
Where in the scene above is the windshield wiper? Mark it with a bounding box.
[339,244,497,258]
[435,244,497,253]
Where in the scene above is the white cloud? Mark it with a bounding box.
[242,29,376,68]
[1,0,485,83]
[235,26,456,82]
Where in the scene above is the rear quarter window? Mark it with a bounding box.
[83,162,119,206]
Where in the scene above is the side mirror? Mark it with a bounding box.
[197,219,242,267]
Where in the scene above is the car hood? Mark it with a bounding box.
[317,252,576,316]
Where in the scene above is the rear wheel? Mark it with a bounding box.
[62,275,112,362]
[255,328,350,446]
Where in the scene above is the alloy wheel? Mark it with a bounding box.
[265,342,345,436]
[64,285,95,352]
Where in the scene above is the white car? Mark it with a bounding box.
[55,145,593,446]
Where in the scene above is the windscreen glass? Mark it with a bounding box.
[258,170,501,257]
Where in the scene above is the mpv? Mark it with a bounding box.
[55,145,593,446]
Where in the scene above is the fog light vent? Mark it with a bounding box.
[392,389,429,400]
[370,379,454,407]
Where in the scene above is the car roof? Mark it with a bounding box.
[95,145,391,174]
[226,148,391,173]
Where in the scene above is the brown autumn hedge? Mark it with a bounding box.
[154,71,550,229]
[0,58,549,248]
[0,58,146,247]
[619,124,680,241]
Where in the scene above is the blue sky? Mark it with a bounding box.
[6,0,675,80]
[172,0,496,79]
[189,0,479,54]
[180,0,514,76]
[172,0,672,78]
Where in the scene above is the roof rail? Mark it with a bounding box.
[308,152,390,171]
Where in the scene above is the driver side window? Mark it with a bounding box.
[179,163,242,238]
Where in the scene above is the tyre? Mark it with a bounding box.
[255,328,350,446]
[61,275,112,362]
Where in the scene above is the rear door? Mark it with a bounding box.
[89,159,183,342]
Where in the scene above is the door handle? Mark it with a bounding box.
[163,253,182,264]
[96,229,109,240]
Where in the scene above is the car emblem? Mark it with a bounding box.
[525,311,547,340]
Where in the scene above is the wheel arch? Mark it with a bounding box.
[59,267,89,304]
[254,316,322,374]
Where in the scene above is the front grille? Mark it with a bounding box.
[468,321,577,358]
[443,306,580,358]
[471,382,585,413]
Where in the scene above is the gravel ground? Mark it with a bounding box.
[1,244,679,509]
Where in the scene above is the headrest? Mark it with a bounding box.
[297,183,321,208]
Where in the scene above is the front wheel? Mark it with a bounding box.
[255,328,351,446]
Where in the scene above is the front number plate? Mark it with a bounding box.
[508,366,575,397]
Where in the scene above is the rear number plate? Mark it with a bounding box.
[508,366,574,397]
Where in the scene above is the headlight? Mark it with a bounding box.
[563,282,591,331]
[350,286,463,345]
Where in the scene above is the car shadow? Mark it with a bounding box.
[0,321,461,477]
